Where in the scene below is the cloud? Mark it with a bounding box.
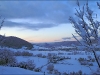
[62,37,71,40]
[54,40,61,42]
[3,18,58,30]
[0,1,97,30]
[0,1,76,30]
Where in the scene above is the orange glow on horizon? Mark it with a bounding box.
[23,37,57,43]
[23,36,77,43]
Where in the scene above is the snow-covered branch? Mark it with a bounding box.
[69,0,100,68]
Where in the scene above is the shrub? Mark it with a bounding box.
[80,61,88,65]
[48,56,57,63]
[48,53,52,57]
[42,55,46,58]
[37,53,42,57]
[78,70,82,75]
[47,54,59,63]
[34,67,41,72]
[14,51,33,56]
[47,64,54,72]
[67,53,72,55]
[53,69,61,75]
[62,72,68,75]
[0,49,16,65]
[47,53,52,60]
[48,53,56,57]
[21,51,33,56]
[69,70,83,75]
[78,58,85,61]
[18,60,35,70]
[7,62,19,67]
[88,56,92,59]
[89,63,93,66]
[14,51,22,56]
[58,52,64,55]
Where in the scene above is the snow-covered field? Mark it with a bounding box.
[0,47,100,75]
[0,66,44,75]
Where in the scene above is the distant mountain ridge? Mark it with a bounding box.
[0,35,33,49]
[34,41,80,48]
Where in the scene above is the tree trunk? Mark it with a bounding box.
[92,50,100,68]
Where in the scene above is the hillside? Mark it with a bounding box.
[0,35,33,49]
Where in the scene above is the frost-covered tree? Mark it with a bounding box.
[69,1,100,68]
[0,16,4,30]
[47,64,54,73]
[0,15,5,44]
[0,49,16,65]
[18,59,35,70]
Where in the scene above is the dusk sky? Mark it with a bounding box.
[0,0,99,43]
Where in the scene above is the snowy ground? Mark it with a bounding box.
[0,66,44,75]
[15,52,98,74]
[0,47,100,74]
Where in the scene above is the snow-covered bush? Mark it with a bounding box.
[78,57,93,66]
[87,56,95,62]
[48,55,66,63]
[34,67,41,72]
[14,51,33,56]
[48,56,58,63]
[37,53,42,57]
[69,70,84,75]
[14,51,22,56]
[78,57,85,61]
[62,72,68,75]
[21,51,33,56]
[89,63,93,66]
[48,53,52,57]
[80,61,88,65]
[62,70,86,75]
[88,56,92,59]
[72,51,83,55]
[78,58,88,65]
[18,59,35,70]
[48,53,56,57]
[47,53,59,63]
[53,69,61,75]
[58,52,64,55]
[67,53,72,55]
[47,53,53,63]
[47,64,54,73]
[0,49,16,65]
[6,61,19,67]
[42,55,46,58]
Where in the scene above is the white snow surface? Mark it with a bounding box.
[0,66,43,75]
[0,46,100,74]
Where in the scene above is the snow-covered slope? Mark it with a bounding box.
[0,66,43,74]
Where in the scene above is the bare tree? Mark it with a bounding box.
[0,16,4,30]
[69,1,100,68]
[0,16,5,45]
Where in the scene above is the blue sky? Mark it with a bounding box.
[0,0,99,43]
